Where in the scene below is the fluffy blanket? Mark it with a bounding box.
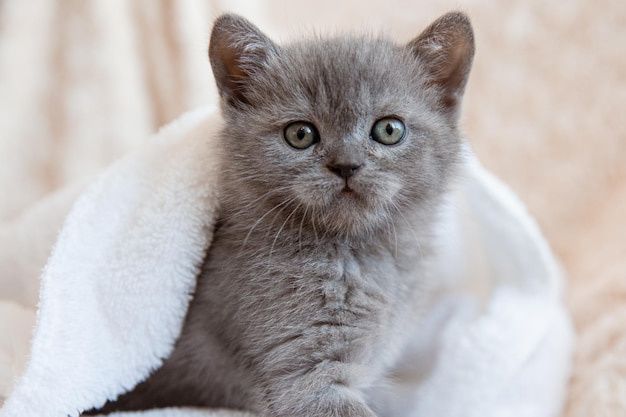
[0,107,573,417]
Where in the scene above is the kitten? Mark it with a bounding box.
[94,11,474,417]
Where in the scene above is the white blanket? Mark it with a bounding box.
[0,107,573,417]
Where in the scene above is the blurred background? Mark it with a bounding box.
[0,0,624,415]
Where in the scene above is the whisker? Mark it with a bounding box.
[298,205,309,253]
[230,186,294,211]
[311,208,320,245]
[263,196,297,242]
[240,196,296,251]
[389,210,398,258]
[389,200,423,259]
[270,202,302,258]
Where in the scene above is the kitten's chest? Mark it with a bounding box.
[205,229,422,337]
[192,221,432,378]
[298,244,392,326]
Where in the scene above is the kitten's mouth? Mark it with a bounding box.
[338,176,357,192]
[339,183,365,202]
[332,179,368,204]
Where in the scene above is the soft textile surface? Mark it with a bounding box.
[0,107,572,416]
[1,1,624,415]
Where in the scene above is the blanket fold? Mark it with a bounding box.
[0,107,573,417]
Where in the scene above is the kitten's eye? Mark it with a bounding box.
[284,122,319,149]
[371,118,406,145]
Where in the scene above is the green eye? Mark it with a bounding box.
[284,122,319,149]
[371,117,406,145]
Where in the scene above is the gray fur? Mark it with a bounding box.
[93,11,474,417]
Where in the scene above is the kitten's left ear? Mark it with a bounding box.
[408,12,475,114]
[209,14,277,106]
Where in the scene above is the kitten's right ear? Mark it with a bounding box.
[209,14,277,106]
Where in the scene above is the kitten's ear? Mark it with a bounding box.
[209,14,277,106]
[407,12,475,113]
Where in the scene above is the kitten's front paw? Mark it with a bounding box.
[261,362,378,417]
[266,391,377,417]
[331,399,378,417]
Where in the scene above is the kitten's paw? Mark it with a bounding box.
[265,391,377,417]
[332,399,378,417]
[262,361,379,417]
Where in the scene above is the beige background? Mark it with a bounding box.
[1,1,624,415]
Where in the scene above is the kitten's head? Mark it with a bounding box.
[209,12,474,237]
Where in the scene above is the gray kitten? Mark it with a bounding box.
[94,11,474,417]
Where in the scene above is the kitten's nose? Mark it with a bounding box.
[327,163,361,179]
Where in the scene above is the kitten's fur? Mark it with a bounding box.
[94,12,474,417]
